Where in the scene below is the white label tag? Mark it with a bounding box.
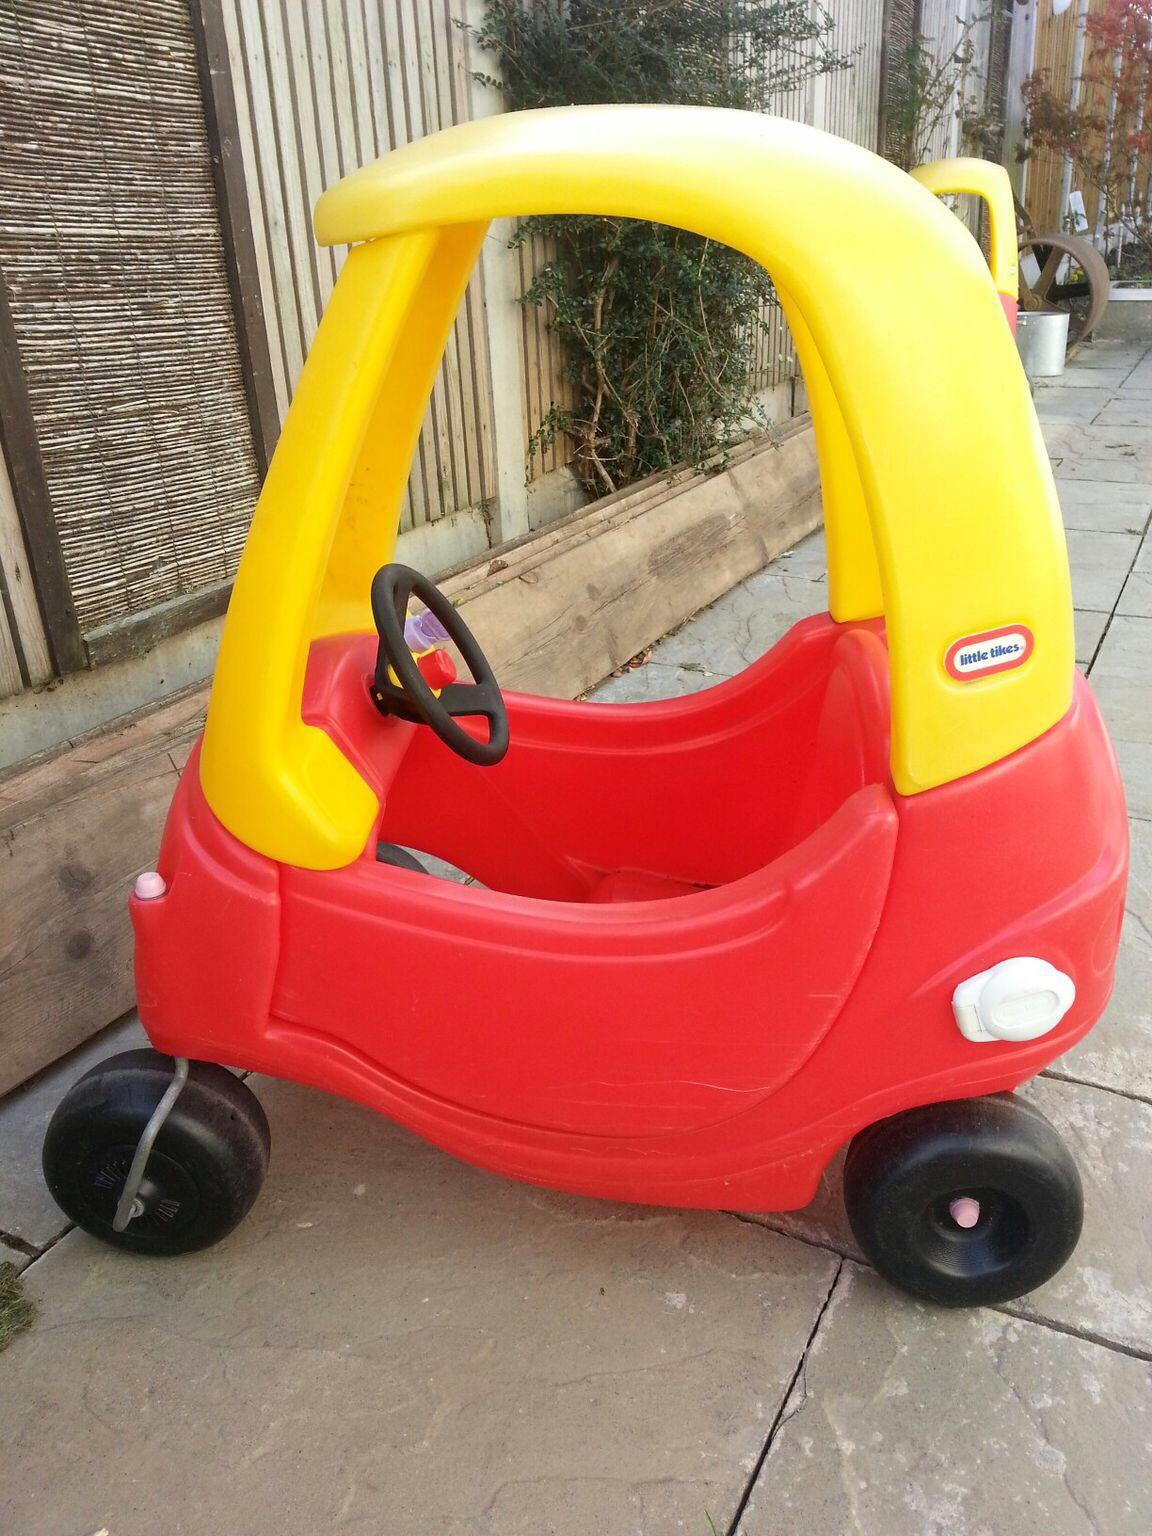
[945,625,1034,681]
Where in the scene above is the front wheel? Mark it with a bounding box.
[43,1049,270,1255]
[843,1094,1082,1307]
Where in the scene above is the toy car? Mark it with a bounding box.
[44,108,1128,1307]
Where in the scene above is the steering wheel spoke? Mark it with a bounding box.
[370,564,510,767]
[439,680,501,720]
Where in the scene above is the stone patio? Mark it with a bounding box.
[2,337,1150,1536]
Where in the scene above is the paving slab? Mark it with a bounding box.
[1050,430,1152,482]
[745,1069,1152,1357]
[1095,398,1152,428]
[742,1148,858,1263]
[586,530,827,691]
[1113,737,1152,822]
[1048,366,1131,390]
[1034,386,1114,425]
[0,1013,146,1249]
[736,1263,1152,1536]
[588,658,723,703]
[0,1076,838,1536]
[1069,342,1149,370]
[1055,476,1152,534]
[1051,415,1152,445]
[1,1237,32,1275]
[1045,422,1152,470]
[1058,816,1152,1101]
[1117,538,1152,618]
[1063,528,1141,612]
[1074,608,1109,665]
[1011,1075,1152,1353]
[1090,614,1152,744]
[770,526,827,577]
[1079,423,1152,453]
[650,568,827,675]
[1057,453,1152,484]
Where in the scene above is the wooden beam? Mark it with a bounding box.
[0,426,52,689]
[442,420,821,698]
[0,425,820,1094]
[460,0,532,543]
[0,685,209,1096]
[83,581,232,669]
[0,276,83,676]
[1003,0,1038,202]
[188,0,281,477]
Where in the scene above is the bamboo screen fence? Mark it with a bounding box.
[0,1,261,652]
[0,0,995,705]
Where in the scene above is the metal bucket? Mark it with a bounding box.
[1016,310,1070,378]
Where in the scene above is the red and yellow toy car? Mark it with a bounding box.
[45,108,1128,1307]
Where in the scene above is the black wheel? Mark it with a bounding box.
[43,1049,270,1256]
[1018,232,1110,352]
[843,1094,1082,1307]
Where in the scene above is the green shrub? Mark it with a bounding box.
[469,1,848,493]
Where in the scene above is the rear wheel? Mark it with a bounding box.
[843,1094,1082,1307]
[1018,231,1111,353]
[43,1049,270,1255]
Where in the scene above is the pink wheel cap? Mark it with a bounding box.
[134,870,167,900]
[949,1196,981,1229]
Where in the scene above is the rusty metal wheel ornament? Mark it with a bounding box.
[1018,232,1111,354]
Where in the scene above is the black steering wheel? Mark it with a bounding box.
[370,564,509,767]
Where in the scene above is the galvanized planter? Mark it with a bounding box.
[1016,310,1071,378]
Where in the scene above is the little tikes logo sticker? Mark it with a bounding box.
[944,624,1034,681]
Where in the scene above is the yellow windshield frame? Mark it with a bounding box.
[910,156,1019,302]
[201,106,1072,870]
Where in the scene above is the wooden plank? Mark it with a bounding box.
[0,281,83,675]
[0,438,51,687]
[323,0,363,174]
[300,5,346,274]
[397,0,453,526]
[374,0,420,532]
[448,0,498,511]
[443,424,821,700]
[235,0,306,386]
[0,745,185,1095]
[256,0,322,347]
[189,0,282,475]
[280,3,338,306]
[0,576,22,696]
[340,0,378,168]
[445,424,811,604]
[0,425,819,1091]
[0,682,209,830]
[358,2,393,167]
[416,0,467,515]
[82,580,231,668]
[437,0,484,512]
[518,238,543,480]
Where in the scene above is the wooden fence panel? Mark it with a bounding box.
[220,0,497,534]
[1028,0,1152,236]
[746,0,887,395]
[0,439,52,698]
[819,0,884,149]
[1026,0,1079,229]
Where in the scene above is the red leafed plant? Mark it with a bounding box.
[1022,0,1152,266]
